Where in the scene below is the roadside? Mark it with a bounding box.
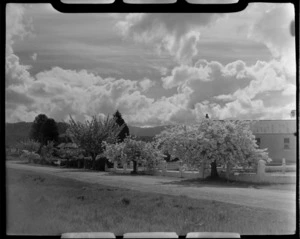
[6,167,295,235]
[6,161,296,213]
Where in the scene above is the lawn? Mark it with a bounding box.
[6,168,296,236]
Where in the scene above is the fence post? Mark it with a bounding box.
[114,161,118,171]
[179,163,184,178]
[161,161,167,176]
[282,158,286,174]
[199,161,205,178]
[123,162,127,173]
[257,160,266,178]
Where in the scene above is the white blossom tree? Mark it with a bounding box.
[155,119,271,179]
[103,136,164,174]
[67,115,125,170]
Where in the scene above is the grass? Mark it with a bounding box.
[161,176,296,191]
[6,168,296,236]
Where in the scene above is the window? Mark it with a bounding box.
[284,138,290,149]
[256,138,261,148]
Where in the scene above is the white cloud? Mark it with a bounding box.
[248,4,295,77]
[6,4,29,55]
[5,4,297,125]
[115,13,220,64]
[31,53,37,61]
[282,84,296,96]
[139,78,155,92]
[215,60,296,102]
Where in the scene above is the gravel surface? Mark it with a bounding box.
[6,161,296,213]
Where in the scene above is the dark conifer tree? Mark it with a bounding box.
[29,114,48,143]
[40,118,59,144]
[29,114,59,154]
[113,110,130,142]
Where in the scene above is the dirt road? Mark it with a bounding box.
[6,161,296,213]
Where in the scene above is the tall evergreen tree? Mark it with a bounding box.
[113,110,130,142]
[40,118,59,144]
[29,114,48,143]
[29,114,59,154]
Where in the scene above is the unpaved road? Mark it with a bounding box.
[6,161,296,214]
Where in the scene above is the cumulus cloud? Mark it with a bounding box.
[214,60,296,102]
[116,13,220,64]
[31,53,37,61]
[6,4,29,55]
[249,4,295,77]
[194,98,295,120]
[160,56,296,120]
[5,4,296,125]
[139,78,155,92]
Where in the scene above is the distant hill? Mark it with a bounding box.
[5,122,168,147]
[5,121,70,147]
[5,122,32,147]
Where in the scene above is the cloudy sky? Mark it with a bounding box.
[6,3,296,126]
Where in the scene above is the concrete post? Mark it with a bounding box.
[282,158,286,174]
[114,161,118,171]
[257,160,266,177]
[199,161,205,178]
[179,165,184,178]
[123,162,127,172]
[161,161,167,176]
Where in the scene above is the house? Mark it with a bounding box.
[250,120,297,165]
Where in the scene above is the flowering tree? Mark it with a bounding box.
[103,136,164,174]
[155,119,270,179]
[67,115,125,170]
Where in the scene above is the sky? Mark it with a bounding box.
[5,3,296,126]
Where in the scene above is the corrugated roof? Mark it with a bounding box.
[250,120,296,134]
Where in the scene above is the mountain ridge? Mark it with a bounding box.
[5,122,167,147]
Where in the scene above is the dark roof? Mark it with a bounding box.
[250,120,296,134]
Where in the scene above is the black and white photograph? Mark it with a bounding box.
[5,0,297,236]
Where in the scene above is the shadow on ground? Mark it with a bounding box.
[159,177,294,190]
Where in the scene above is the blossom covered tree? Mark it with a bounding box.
[155,119,271,179]
[67,115,125,170]
[103,136,164,174]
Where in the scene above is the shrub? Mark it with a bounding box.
[16,139,40,154]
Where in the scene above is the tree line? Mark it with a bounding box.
[24,111,269,179]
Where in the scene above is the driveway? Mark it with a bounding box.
[6,161,296,213]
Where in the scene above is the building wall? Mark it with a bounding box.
[254,133,297,164]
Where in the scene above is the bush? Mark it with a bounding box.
[21,151,41,163]
[16,139,40,154]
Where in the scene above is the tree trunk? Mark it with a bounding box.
[210,160,219,178]
[98,157,106,171]
[92,156,96,170]
[131,160,138,174]
[84,158,87,169]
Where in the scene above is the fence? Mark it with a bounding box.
[109,158,296,184]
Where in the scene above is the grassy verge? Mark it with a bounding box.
[6,168,295,235]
